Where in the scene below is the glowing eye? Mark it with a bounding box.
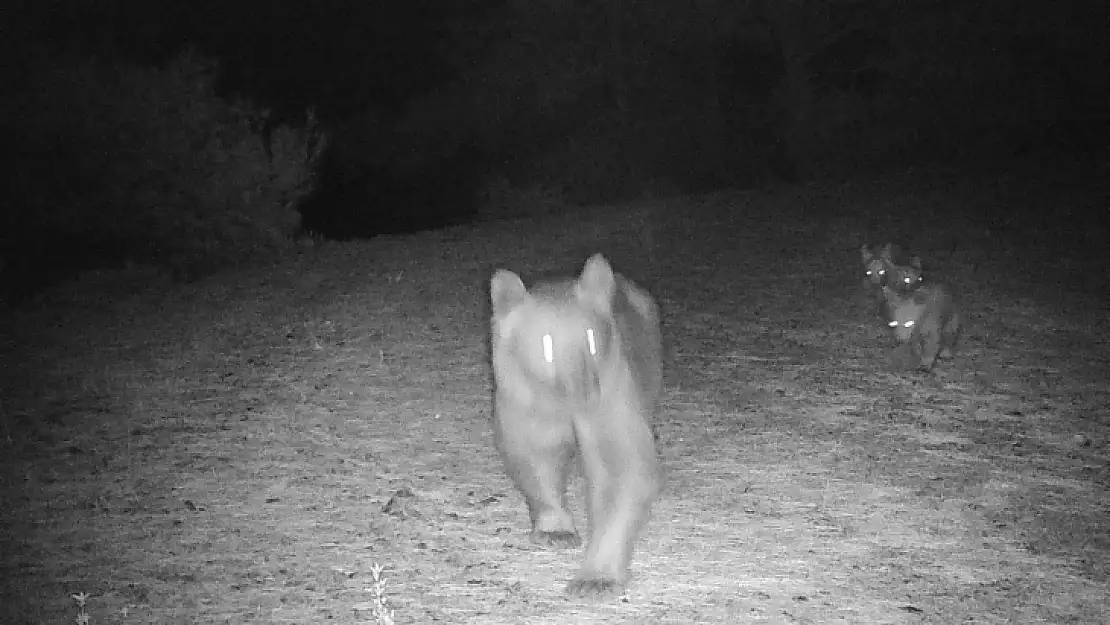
[542,334,554,363]
[888,321,898,327]
[904,320,915,328]
[878,269,886,276]
[903,277,911,284]
[585,328,596,355]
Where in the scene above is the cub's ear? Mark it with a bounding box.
[860,244,873,262]
[879,242,897,261]
[490,269,528,317]
[576,254,616,311]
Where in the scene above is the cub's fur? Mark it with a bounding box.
[489,254,662,599]
[861,243,923,292]
[860,243,924,325]
[882,283,961,370]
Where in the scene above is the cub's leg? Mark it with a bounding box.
[494,400,582,548]
[939,312,961,359]
[888,342,917,372]
[566,399,660,599]
[917,321,942,370]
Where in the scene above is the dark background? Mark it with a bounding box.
[2,0,1107,276]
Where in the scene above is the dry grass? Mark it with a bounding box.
[1,165,1107,624]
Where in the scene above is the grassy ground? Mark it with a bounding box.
[1,163,1107,624]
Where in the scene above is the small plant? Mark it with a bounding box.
[72,592,91,625]
[368,563,395,625]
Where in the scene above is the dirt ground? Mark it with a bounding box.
[1,164,1107,624]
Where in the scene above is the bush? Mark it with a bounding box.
[1,47,316,290]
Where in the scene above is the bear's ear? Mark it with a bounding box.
[491,269,528,317]
[576,254,616,312]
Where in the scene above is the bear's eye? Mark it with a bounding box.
[888,320,898,328]
[542,334,555,363]
[878,269,886,276]
[585,328,596,356]
[903,276,912,284]
[904,320,915,328]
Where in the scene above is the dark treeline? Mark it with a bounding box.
[2,0,1107,287]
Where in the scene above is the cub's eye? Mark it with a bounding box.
[903,276,912,284]
[878,269,886,276]
[585,328,596,356]
[887,320,898,327]
[865,270,872,276]
[904,320,915,328]
[542,334,554,363]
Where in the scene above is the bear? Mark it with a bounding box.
[489,254,663,599]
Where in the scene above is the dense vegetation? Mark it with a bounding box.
[2,0,1105,299]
